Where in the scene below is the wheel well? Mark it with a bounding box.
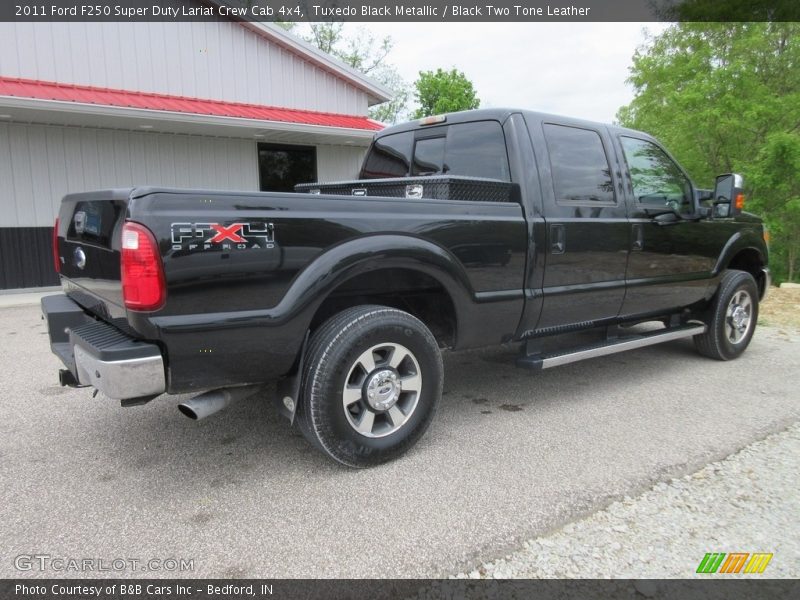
[309,268,457,348]
[728,248,766,296]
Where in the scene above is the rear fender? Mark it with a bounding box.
[283,234,474,335]
[273,235,475,420]
[149,235,491,394]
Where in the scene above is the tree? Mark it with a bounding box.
[750,133,800,281]
[617,23,800,281]
[412,68,480,119]
[655,0,800,22]
[368,69,410,125]
[286,23,410,124]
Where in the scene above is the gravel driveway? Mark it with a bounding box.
[458,423,800,579]
[0,301,797,578]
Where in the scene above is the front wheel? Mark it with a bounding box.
[296,305,443,468]
[694,270,759,360]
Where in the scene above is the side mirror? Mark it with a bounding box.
[713,173,745,217]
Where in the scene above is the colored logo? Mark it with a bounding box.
[696,552,773,574]
[170,222,275,251]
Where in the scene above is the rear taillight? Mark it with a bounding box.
[52,218,60,274]
[121,222,166,311]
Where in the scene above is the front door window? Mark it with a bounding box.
[620,136,693,215]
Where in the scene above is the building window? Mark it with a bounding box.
[258,143,317,192]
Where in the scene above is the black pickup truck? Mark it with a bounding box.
[43,109,770,467]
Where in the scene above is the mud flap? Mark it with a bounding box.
[275,331,310,425]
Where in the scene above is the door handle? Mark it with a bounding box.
[632,224,644,251]
[550,224,565,254]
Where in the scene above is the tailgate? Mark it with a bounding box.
[55,189,132,319]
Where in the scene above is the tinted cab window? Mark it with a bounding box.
[543,123,615,205]
[620,136,693,215]
[361,121,510,181]
[361,131,414,178]
[412,136,445,175]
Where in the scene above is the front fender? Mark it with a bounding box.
[711,230,768,276]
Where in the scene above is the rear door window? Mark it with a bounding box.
[543,123,615,205]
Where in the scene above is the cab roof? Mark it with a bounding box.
[377,108,655,142]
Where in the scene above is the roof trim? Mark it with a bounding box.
[0,77,384,132]
[0,95,378,139]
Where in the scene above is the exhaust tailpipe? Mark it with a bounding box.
[59,369,82,388]
[178,385,261,421]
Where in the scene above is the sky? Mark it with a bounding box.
[326,22,671,123]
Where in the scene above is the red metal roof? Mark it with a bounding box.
[0,76,384,131]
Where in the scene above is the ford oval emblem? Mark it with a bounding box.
[74,247,86,270]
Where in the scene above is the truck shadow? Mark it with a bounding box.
[88,334,709,487]
[439,336,701,416]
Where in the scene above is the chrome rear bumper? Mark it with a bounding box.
[41,294,165,401]
[72,344,165,399]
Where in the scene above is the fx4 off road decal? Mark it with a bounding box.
[171,222,275,251]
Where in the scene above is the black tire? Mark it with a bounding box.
[296,305,443,468]
[694,270,759,360]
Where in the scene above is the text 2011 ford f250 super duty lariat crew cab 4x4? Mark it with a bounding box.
[43,109,770,467]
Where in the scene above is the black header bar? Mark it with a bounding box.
[2,579,799,600]
[2,0,799,22]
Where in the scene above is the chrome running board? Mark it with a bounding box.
[516,324,707,370]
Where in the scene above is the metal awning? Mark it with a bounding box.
[0,76,383,145]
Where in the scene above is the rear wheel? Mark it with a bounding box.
[296,305,443,468]
[694,270,759,360]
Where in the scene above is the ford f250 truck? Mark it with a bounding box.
[43,109,770,467]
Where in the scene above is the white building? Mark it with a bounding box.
[0,15,390,289]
